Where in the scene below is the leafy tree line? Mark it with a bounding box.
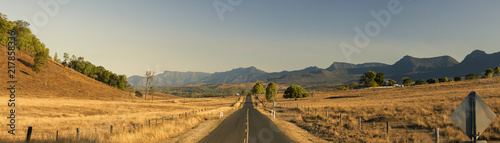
[396,66,500,86]
[156,86,246,98]
[0,13,49,73]
[53,52,127,90]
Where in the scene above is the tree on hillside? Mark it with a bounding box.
[0,13,15,46]
[53,52,61,63]
[427,78,438,84]
[283,85,309,99]
[62,53,69,66]
[375,73,385,86]
[144,71,155,100]
[465,73,479,80]
[250,82,265,96]
[117,75,127,91]
[485,68,494,78]
[33,46,48,73]
[402,77,413,86]
[415,79,426,85]
[438,77,448,83]
[240,90,247,96]
[454,76,461,81]
[494,66,500,77]
[265,82,278,101]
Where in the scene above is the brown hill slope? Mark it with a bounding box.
[0,45,131,100]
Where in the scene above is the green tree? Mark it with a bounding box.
[485,68,494,78]
[494,66,500,77]
[240,90,247,96]
[438,77,448,83]
[465,73,479,80]
[33,47,48,73]
[265,82,278,101]
[62,52,69,66]
[454,76,461,81]
[414,79,426,85]
[0,13,14,46]
[427,78,438,84]
[374,73,385,86]
[360,71,377,87]
[250,82,265,96]
[283,85,309,98]
[117,75,127,91]
[388,80,397,86]
[402,77,413,86]
[53,52,61,63]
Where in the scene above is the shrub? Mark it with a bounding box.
[427,78,438,84]
[336,86,347,90]
[348,82,358,89]
[283,85,309,98]
[438,77,448,83]
[135,90,143,97]
[414,79,426,85]
[454,76,461,81]
[465,73,479,80]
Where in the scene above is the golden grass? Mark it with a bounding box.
[0,96,243,142]
[256,77,500,142]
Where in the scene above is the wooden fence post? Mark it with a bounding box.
[435,128,439,143]
[340,114,343,126]
[149,120,151,127]
[110,125,113,134]
[76,128,80,141]
[386,122,390,135]
[26,127,32,142]
[56,131,58,141]
[359,118,362,130]
[326,111,328,117]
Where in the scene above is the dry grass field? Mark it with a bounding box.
[256,77,500,142]
[0,96,241,142]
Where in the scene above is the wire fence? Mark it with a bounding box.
[0,107,223,142]
[255,98,499,143]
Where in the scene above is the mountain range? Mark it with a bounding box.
[128,50,500,86]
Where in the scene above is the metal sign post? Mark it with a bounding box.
[451,91,497,143]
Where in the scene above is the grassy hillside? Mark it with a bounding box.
[0,45,129,100]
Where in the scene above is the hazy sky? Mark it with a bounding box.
[1,0,500,77]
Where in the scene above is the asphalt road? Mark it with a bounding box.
[199,95,294,143]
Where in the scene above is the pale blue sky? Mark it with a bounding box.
[1,0,500,77]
